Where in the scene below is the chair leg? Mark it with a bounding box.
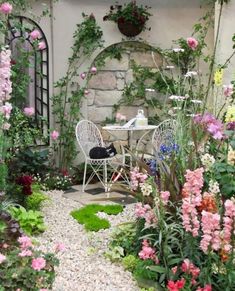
[103,162,109,197]
[82,161,87,192]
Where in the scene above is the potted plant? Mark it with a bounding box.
[103,1,152,37]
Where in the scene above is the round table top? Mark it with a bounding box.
[102,125,158,131]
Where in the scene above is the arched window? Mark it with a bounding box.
[6,16,50,146]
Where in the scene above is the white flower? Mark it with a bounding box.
[191,99,203,104]
[201,153,215,171]
[209,180,220,195]
[173,48,185,53]
[140,183,153,196]
[165,65,175,69]
[184,71,198,78]
[169,95,186,101]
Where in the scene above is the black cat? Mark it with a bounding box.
[89,143,117,159]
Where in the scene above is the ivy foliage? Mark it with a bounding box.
[52,13,104,169]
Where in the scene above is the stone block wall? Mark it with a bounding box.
[87,43,163,149]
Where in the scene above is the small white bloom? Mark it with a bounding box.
[201,153,215,171]
[165,65,175,69]
[191,100,203,104]
[173,48,185,53]
[140,183,153,196]
[209,180,220,195]
[169,95,186,101]
[185,71,198,78]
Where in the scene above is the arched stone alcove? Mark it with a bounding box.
[87,41,164,125]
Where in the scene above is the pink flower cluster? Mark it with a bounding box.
[138,239,159,264]
[181,259,200,279]
[135,203,157,227]
[18,235,33,249]
[194,112,224,140]
[130,167,148,190]
[200,211,221,253]
[223,84,233,97]
[222,199,235,253]
[182,168,204,237]
[167,278,185,291]
[24,107,35,117]
[0,253,6,264]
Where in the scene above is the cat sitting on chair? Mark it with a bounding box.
[89,143,117,159]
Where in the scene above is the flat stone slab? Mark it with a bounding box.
[63,183,136,206]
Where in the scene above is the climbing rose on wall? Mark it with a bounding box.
[187,37,198,50]
[38,41,46,50]
[51,130,59,141]
[30,29,41,40]
[0,2,12,14]
[23,107,35,117]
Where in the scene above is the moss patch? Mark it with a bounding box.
[71,204,123,232]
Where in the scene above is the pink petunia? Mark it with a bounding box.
[0,2,12,14]
[23,107,35,117]
[31,257,46,271]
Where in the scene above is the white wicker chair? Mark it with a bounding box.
[75,120,126,193]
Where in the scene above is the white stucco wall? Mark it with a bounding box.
[215,1,235,83]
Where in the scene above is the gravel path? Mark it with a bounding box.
[36,190,139,291]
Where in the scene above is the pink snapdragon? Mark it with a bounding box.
[138,239,159,264]
[0,253,6,264]
[222,199,235,253]
[0,48,12,101]
[30,29,41,40]
[182,168,204,237]
[130,167,148,190]
[200,211,221,253]
[18,249,33,257]
[0,2,12,14]
[31,257,46,271]
[187,37,198,50]
[18,235,32,249]
[135,203,157,227]
[181,259,200,279]
[38,41,46,50]
[24,107,35,116]
[2,102,12,119]
[51,130,59,141]
[160,191,170,205]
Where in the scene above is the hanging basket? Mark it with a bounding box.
[117,18,145,37]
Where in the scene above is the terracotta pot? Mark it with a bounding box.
[117,18,144,37]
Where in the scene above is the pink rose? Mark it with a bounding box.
[0,253,6,264]
[2,122,10,130]
[0,2,12,14]
[90,66,97,74]
[160,191,170,205]
[187,37,198,50]
[51,130,59,140]
[38,41,46,50]
[24,107,35,117]
[31,257,46,271]
[30,29,41,40]
[80,72,86,80]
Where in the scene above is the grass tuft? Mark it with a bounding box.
[71,203,123,232]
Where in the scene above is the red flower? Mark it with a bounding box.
[167,278,185,291]
[16,175,33,195]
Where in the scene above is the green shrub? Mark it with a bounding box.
[25,184,49,211]
[9,206,46,235]
[122,254,139,272]
[71,204,123,232]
